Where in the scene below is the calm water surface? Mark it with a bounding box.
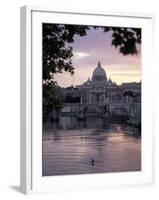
[42,116,141,176]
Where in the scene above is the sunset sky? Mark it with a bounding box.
[54,27,141,87]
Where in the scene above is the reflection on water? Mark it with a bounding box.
[42,116,141,176]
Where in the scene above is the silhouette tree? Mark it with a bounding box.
[43,23,89,82]
[43,23,89,117]
[103,27,141,55]
[43,81,62,118]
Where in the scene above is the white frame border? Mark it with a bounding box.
[20,6,155,194]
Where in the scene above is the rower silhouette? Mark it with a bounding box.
[91,158,95,166]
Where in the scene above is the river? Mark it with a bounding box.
[42,116,141,176]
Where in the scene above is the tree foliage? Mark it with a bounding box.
[43,23,89,116]
[43,23,89,82]
[43,81,62,116]
[103,27,141,55]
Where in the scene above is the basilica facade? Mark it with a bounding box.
[60,62,141,123]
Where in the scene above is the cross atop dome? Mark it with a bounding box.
[97,60,101,67]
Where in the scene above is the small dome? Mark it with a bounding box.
[108,78,113,85]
